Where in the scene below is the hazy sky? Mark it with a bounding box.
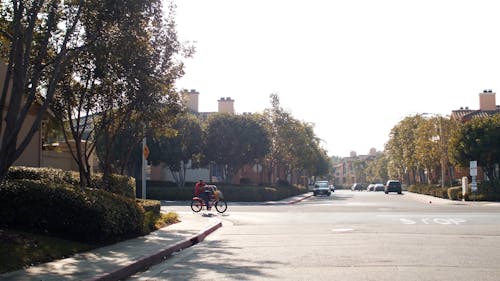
[171,0,500,157]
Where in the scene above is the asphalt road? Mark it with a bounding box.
[128,190,500,281]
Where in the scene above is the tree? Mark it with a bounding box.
[149,114,203,187]
[204,113,270,183]
[366,153,389,183]
[0,0,84,182]
[385,115,424,185]
[414,117,440,184]
[449,115,500,184]
[263,93,295,183]
[263,93,330,185]
[52,0,189,188]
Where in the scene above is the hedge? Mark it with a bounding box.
[0,179,145,243]
[144,181,307,202]
[7,166,135,198]
[409,182,500,202]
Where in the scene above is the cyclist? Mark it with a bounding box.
[195,180,212,210]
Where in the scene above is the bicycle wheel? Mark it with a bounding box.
[190,199,203,212]
[215,200,227,213]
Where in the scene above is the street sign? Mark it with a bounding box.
[471,181,478,193]
[470,160,477,177]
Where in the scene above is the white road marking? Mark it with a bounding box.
[398,218,467,225]
[332,228,354,232]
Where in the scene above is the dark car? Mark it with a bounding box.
[351,183,364,191]
[385,180,402,194]
[313,181,331,196]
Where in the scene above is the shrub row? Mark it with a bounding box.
[408,185,450,199]
[144,181,306,202]
[409,182,500,202]
[7,166,135,198]
[0,179,145,243]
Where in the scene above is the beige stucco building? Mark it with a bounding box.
[1,60,96,172]
[0,60,45,168]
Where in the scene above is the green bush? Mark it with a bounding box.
[7,166,79,186]
[447,186,463,200]
[0,179,144,243]
[136,199,161,214]
[92,173,136,198]
[408,184,449,199]
[146,185,194,200]
[143,182,306,202]
[8,166,136,198]
[410,181,500,202]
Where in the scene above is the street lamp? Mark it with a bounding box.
[422,113,446,188]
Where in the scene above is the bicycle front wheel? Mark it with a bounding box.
[190,199,203,212]
[215,200,227,213]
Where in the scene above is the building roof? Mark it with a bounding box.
[451,108,500,121]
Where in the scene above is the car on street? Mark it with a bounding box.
[313,181,331,196]
[374,183,385,191]
[351,183,364,191]
[366,184,375,191]
[385,180,402,194]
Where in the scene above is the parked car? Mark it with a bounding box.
[385,180,402,194]
[367,184,376,191]
[313,181,331,196]
[351,183,364,191]
[374,183,385,191]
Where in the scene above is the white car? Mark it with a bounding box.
[313,181,331,196]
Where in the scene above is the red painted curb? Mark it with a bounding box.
[86,220,222,281]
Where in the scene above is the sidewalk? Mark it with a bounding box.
[0,213,222,281]
[0,193,312,281]
[264,192,313,205]
[405,191,500,206]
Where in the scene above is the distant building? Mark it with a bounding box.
[152,90,237,183]
[451,90,500,122]
[450,90,500,182]
[218,97,235,114]
[332,149,379,186]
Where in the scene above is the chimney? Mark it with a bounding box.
[218,97,235,114]
[184,89,199,113]
[479,90,496,111]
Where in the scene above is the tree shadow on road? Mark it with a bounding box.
[151,239,285,281]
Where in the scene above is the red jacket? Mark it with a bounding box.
[194,182,206,196]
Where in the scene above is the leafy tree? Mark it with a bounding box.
[0,0,84,182]
[414,117,440,184]
[449,115,500,184]
[263,93,295,183]
[149,114,203,187]
[204,113,270,183]
[352,159,368,184]
[366,153,389,183]
[385,115,424,184]
[262,93,330,185]
[289,121,330,183]
[52,0,189,188]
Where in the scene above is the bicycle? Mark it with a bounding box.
[190,185,227,213]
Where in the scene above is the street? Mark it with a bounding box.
[128,190,500,281]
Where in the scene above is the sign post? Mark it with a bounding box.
[470,161,477,193]
[142,137,149,199]
[461,176,468,201]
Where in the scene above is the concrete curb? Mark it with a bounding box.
[288,194,314,204]
[86,219,223,281]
